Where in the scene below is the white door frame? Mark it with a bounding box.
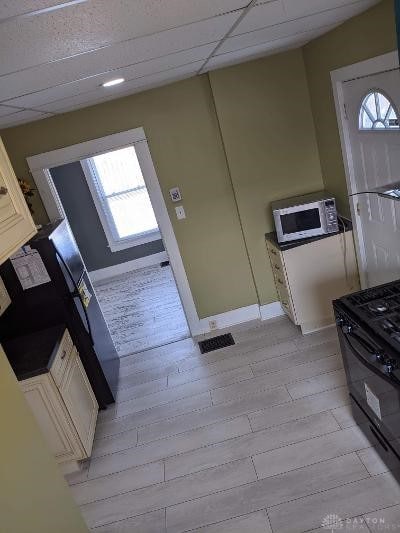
[27,127,201,336]
[331,50,399,289]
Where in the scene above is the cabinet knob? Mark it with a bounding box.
[0,186,8,196]
[61,350,67,360]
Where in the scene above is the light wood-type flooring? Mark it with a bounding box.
[93,265,190,356]
[66,317,400,532]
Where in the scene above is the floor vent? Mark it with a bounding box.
[160,261,170,267]
[198,333,235,354]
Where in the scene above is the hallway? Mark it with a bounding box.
[93,264,190,356]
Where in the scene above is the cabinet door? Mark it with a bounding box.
[20,374,85,463]
[0,137,36,264]
[60,348,98,456]
[284,232,359,328]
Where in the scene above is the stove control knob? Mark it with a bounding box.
[342,324,352,334]
[376,353,385,363]
[336,317,344,326]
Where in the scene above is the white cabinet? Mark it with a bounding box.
[266,230,360,334]
[20,329,98,472]
[0,137,36,264]
[60,347,98,456]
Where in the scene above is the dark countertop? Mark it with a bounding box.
[265,217,353,252]
[2,325,66,381]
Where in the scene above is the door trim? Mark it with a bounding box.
[331,51,399,288]
[26,128,202,335]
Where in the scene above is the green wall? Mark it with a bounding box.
[0,76,257,318]
[0,53,324,316]
[303,0,397,216]
[0,346,88,533]
[209,49,324,305]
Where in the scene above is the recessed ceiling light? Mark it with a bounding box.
[102,78,125,88]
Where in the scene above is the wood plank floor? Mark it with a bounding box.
[66,317,400,532]
[93,264,190,356]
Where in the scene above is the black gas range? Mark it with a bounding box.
[334,281,400,480]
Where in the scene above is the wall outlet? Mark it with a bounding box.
[209,320,217,330]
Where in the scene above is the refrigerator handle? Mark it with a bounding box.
[54,248,94,345]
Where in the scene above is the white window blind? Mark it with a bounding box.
[84,146,159,251]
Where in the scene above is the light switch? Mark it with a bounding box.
[175,205,186,220]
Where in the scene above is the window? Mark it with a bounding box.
[359,91,399,130]
[82,146,159,252]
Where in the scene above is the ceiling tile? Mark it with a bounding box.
[231,1,287,36]
[0,1,77,21]
[0,105,24,117]
[4,44,215,109]
[205,26,335,71]
[281,0,373,19]
[0,0,246,75]
[36,62,204,114]
[219,1,375,55]
[0,109,51,129]
[0,13,238,101]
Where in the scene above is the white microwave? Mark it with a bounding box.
[271,191,339,244]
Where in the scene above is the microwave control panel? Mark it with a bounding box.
[324,199,339,233]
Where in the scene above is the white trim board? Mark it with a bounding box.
[260,301,285,321]
[193,301,287,337]
[88,251,168,283]
[193,304,261,337]
[330,51,399,289]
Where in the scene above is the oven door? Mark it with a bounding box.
[274,201,326,243]
[337,322,400,459]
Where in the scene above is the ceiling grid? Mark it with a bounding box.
[0,0,380,128]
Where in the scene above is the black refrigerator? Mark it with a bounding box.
[0,220,119,407]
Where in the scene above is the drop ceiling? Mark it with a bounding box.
[0,0,380,129]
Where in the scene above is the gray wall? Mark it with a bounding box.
[50,162,165,272]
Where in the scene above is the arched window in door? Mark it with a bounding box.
[359,91,399,130]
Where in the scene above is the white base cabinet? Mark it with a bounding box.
[266,230,360,334]
[20,329,98,471]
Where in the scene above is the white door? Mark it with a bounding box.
[343,69,400,287]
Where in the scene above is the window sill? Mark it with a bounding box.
[108,230,162,252]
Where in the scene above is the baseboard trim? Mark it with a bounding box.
[192,304,261,336]
[89,251,169,282]
[260,301,285,321]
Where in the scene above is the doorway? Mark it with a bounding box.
[332,52,400,289]
[27,128,200,352]
[49,145,190,355]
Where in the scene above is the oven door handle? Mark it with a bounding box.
[346,329,380,356]
[341,332,391,380]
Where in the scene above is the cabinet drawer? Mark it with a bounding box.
[50,329,73,387]
[277,283,296,323]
